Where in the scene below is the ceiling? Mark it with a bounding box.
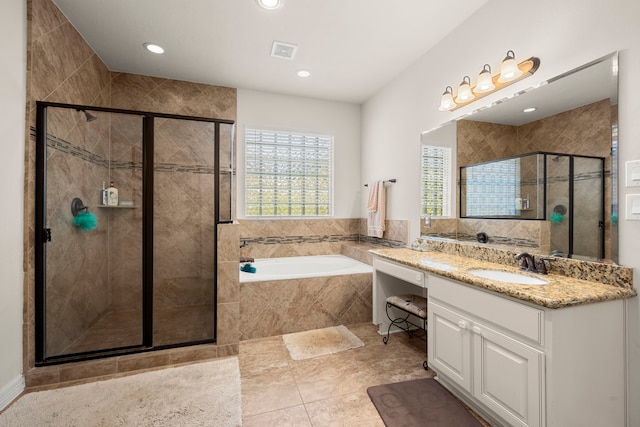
[52,0,488,104]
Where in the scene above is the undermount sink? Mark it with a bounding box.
[466,269,548,285]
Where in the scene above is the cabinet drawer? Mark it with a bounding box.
[429,274,544,345]
[373,258,425,288]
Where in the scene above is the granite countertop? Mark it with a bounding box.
[370,247,637,309]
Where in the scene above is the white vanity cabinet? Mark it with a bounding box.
[428,274,626,427]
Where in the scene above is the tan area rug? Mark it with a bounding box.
[367,378,483,427]
[0,357,241,427]
[282,325,364,360]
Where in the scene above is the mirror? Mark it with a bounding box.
[422,52,618,263]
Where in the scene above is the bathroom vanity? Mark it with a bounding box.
[371,246,635,427]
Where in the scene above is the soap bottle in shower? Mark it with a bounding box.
[100,181,108,205]
[107,181,119,206]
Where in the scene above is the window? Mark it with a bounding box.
[245,128,333,217]
[421,145,451,217]
[463,158,520,216]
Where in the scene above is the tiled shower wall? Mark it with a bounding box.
[24,0,238,388]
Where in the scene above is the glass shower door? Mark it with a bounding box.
[572,157,604,259]
[38,106,145,360]
[152,117,217,346]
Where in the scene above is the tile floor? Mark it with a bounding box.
[59,305,214,355]
[238,322,488,426]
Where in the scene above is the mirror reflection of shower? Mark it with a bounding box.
[546,153,605,260]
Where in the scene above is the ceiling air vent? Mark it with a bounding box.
[271,41,298,60]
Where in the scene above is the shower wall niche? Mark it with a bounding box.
[35,102,235,365]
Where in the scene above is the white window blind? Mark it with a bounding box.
[421,145,451,217]
[245,128,333,217]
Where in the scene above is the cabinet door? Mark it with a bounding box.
[428,302,472,392]
[473,324,544,427]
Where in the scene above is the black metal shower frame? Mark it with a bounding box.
[459,151,605,258]
[34,101,234,366]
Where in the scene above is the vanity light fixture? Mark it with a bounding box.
[143,43,164,54]
[257,0,281,10]
[438,50,540,112]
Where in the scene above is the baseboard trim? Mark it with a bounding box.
[0,375,25,411]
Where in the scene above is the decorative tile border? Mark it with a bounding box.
[239,234,404,248]
[33,128,216,174]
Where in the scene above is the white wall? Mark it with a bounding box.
[361,0,640,424]
[0,0,26,409]
[237,89,362,218]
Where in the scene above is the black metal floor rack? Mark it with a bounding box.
[382,294,428,370]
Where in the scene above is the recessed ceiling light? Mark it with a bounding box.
[523,107,537,113]
[297,70,311,78]
[143,43,165,54]
[257,0,281,10]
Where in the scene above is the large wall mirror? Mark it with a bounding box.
[422,52,619,263]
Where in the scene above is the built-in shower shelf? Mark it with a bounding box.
[97,205,137,209]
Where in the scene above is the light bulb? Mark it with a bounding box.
[455,76,475,103]
[499,50,523,83]
[474,64,495,93]
[439,86,456,111]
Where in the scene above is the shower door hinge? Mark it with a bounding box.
[43,228,51,242]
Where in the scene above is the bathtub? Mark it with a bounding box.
[239,254,374,340]
[239,254,372,283]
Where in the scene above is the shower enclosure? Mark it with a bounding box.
[460,152,605,259]
[35,102,234,365]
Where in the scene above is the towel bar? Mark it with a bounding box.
[364,179,396,187]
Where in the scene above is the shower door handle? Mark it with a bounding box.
[43,228,52,242]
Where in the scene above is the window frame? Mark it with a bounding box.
[244,127,335,218]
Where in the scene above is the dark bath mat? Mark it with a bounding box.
[367,378,484,427]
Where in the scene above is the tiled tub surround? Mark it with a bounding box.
[24,0,238,388]
[238,218,408,260]
[370,244,635,309]
[239,271,373,340]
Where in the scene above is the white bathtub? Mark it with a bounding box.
[239,254,372,283]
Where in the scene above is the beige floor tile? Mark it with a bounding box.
[242,405,312,427]
[238,322,487,425]
[238,335,290,375]
[289,351,373,403]
[305,391,385,427]
[241,365,303,417]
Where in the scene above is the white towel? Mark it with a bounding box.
[367,181,379,212]
[367,181,386,238]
